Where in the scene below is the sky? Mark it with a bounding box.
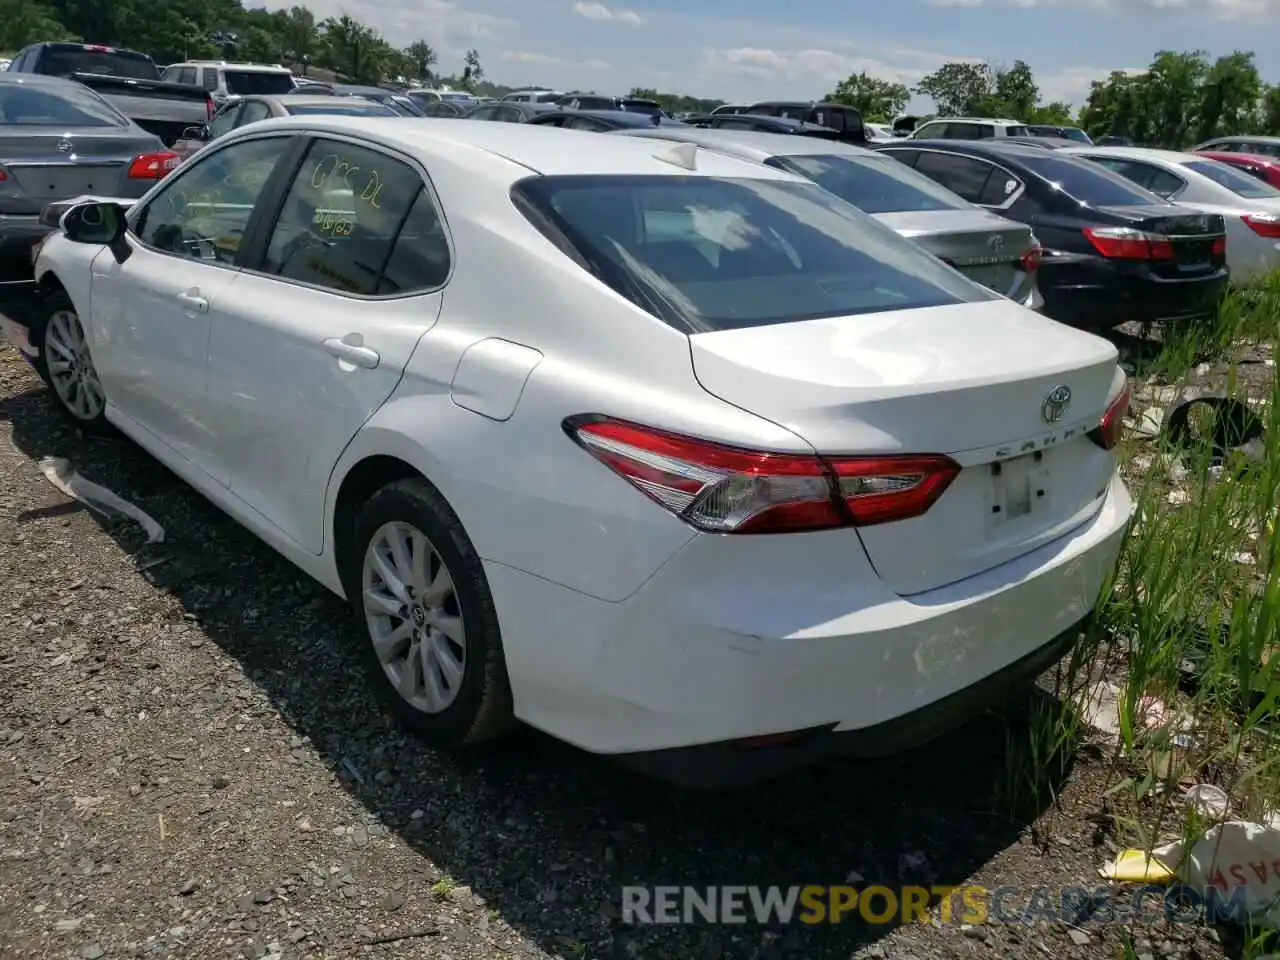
[263,0,1280,113]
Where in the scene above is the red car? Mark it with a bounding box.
[1196,151,1280,189]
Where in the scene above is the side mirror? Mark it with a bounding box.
[180,123,209,142]
[61,201,131,264]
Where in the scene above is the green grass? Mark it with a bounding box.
[1003,272,1280,951]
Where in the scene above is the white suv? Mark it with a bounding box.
[910,117,1030,140]
[162,61,296,102]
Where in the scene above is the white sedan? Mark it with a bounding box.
[1060,145,1280,283]
[0,117,1133,788]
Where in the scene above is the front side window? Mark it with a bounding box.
[511,174,996,333]
[0,81,127,127]
[768,154,970,214]
[201,68,218,91]
[236,100,271,126]
[178,67,196,85]
[133,135,288,264]
[1184,159,1280,199]
[208,103,241,139]
[914,122,946,139]
[261,139,429,295]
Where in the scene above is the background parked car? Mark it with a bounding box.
[172,93,399,158]
[710,103,750,115]
[1095,135,1135,147]
[908,117,1030,140]
[500,89,561,103]
[0,73,177,265]
[742,101,866,143]
[1060,145,1280,283]
[1026,124,1092,144]
[879,139,1228,331]
[618,126,1042,308]
[8,42,212,146]
[1192,135,1280,158]
[556,94,620,111]
[684,113,842,140]
[466,101,555,122]
[331,84,424,116]
[526,109,684,131]
[1197,151,1280,188]
[162,60,295,103]
[998,136,1079,150]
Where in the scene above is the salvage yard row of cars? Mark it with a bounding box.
[0,45,1276,788]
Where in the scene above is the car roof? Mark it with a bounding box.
[1060,145,1206,166]
[223,116,806,181]
[270,94,387,107]
[332,84,393,94]
[885,139,1049,160]
[918,116,1024,126]
[613,126,879,161]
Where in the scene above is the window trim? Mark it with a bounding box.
[905,147,1026,210]
[235,131,455,301]
[126,133,307,272]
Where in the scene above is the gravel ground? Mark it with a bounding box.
[0,342,1242,960]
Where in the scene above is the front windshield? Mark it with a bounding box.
[511,174,995,332]
[0,82,127,126]
[769,153,970,214]
[1184,159,1280,199]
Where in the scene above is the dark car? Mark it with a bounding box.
[526,109,685,132]
[1026,124,1092,144]
[330,84,425,117]
[743,101,866,143]
[1095,135,1134,147]
[618,97,665,117]
[1197,151,1280,189]
[684,113,842,141]
[878,139,1228,331]
[466,101,555,122]
[997,135,1081,150]
[554,94,621,111]
[172,93,399,159]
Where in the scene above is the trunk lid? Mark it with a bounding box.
[1095,205,1226,276]
[873,209,1034,298]
[0,131,145,215]
[688,299,1121,595]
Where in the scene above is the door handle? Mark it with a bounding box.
[175,290,208,313]
[324,336,380,369]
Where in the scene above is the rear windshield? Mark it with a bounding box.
[285,101,397,117]
[535,92,561,103]
[223,71,295,95]
[37,47,158,80]
[387,95,425,116]
[768,153,969,214]
[511,174,995,332]
[0,82,126,126]
[1184,159,1280,199]
[1016,152,1166,206]
[1062,127,1092,144]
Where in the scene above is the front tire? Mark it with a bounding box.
[347,477,513,747]
[30,288,112,433]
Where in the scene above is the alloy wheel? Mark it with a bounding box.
[44,309,105,421]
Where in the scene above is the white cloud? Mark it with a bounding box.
[926,0,1280,14]
[500,50,609,69]
[572,1,646,24]
[261,0,516,48]
[698,46,976,89]
[1036,65,1147,106]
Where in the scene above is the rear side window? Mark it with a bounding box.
[1184,159,1280,199]
[913,152,995,203]
[178,67,196,85]
[1005,126,1029,137]
[510,174,996,333]
[285,102,397,117]
[261,139,441,296]
[1015,152,1168,207]
[768,154,970,214]
[201,68,218,91]
[1086,158,1185,198]
[223,70,294,95]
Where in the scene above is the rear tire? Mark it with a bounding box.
[29,288,113,434]
[346,477,514,747]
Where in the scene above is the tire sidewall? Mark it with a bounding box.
[346,482,507,745]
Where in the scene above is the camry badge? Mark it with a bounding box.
[56,138,72,153]
[1042,384,1071,423]
[988,234,1005,253]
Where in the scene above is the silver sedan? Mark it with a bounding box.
[172,93,400,159]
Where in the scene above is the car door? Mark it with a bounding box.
[89,133,299,483]
[202,134,451,553]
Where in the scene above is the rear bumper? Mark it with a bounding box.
[1038,254,1228,329]
[484,472,1132,786]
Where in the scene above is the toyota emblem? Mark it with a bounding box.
[988,234,1005,253]
[56,138,72,153]
[1042,385,1071,423]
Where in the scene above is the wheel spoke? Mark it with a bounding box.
[45,338,74,364]
[420,640,449,710]
[370,620,413,664]
[420,563,453,607]
[409,531,430,596]
[387,524,413,585]
[363,586,402,618]
[395,640,424,700]
[427,612,464,646]
[428,631,464,689]
[370,547,408,603]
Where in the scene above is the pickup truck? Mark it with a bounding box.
[7,42,213,146]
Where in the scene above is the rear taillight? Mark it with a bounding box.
[1243,214,1280,238]
[1211,236,1227,256]
[0,170,7,182]
[1083,226,1174,260]
[565,416,960,534]
[206,98,215,121]
[1088,382,1131,451]
[82,44,113,52]
[1019,244,1043,273]
[127,151,180,179]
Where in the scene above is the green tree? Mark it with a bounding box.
[915,61,992,116]
[1195,51,1262,142]
[987,59,1038,119]
[826,71,910,122]
[461,48,483,89]
[405,40,437,83]
[0,0,72,49]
